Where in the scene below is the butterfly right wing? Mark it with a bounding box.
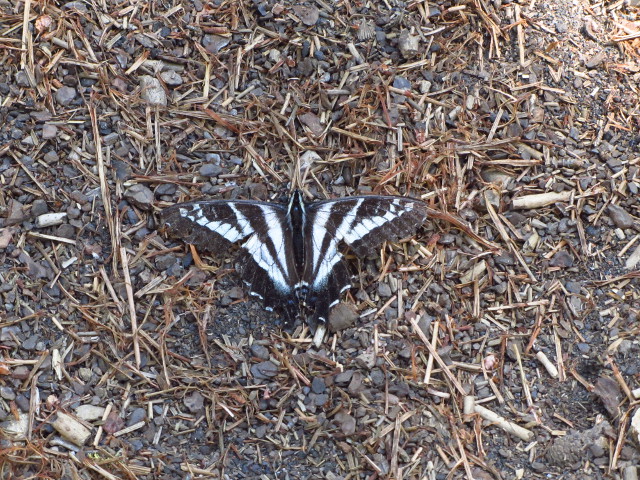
[300,195,431,328]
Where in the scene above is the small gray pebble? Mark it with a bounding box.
[250,344,270,360]
[608,205,634,229]
[311,377,326,394]
[124,184,154,210]
[392,76,411,89]
[199,164,223,177]
[31,199,49,217]
[55,86,77,106]
[378,282,392,297]
[251,361,278,379]
[0,386,16,401]
[127,407,147,426]
[15,394,30,412]
[22,334,39,351]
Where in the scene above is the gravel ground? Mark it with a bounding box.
[1,0,639,479]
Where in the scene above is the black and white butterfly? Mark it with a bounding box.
[161,190,434,335]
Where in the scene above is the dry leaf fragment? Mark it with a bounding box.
[103,410,125,434]
[356,20,375,40]
[593,376,622,418]
[35,15,53,33]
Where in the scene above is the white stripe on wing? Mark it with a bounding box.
[231,204,291,294]
[310,199,363,289]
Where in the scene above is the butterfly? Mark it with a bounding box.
[161,190,486,340]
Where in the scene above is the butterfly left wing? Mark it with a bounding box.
[301,195,430,328]
[162,199,300,321]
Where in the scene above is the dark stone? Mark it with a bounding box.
[311,376,326,394]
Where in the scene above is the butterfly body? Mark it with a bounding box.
[162,190,431,331]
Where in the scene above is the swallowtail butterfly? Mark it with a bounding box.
[162,190,455,336]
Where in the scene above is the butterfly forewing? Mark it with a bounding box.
[304,196,429,278]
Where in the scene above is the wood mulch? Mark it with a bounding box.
[1,0,639,478]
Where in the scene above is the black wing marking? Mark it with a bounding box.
[300,195,429,326]
[162,200,300,312]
